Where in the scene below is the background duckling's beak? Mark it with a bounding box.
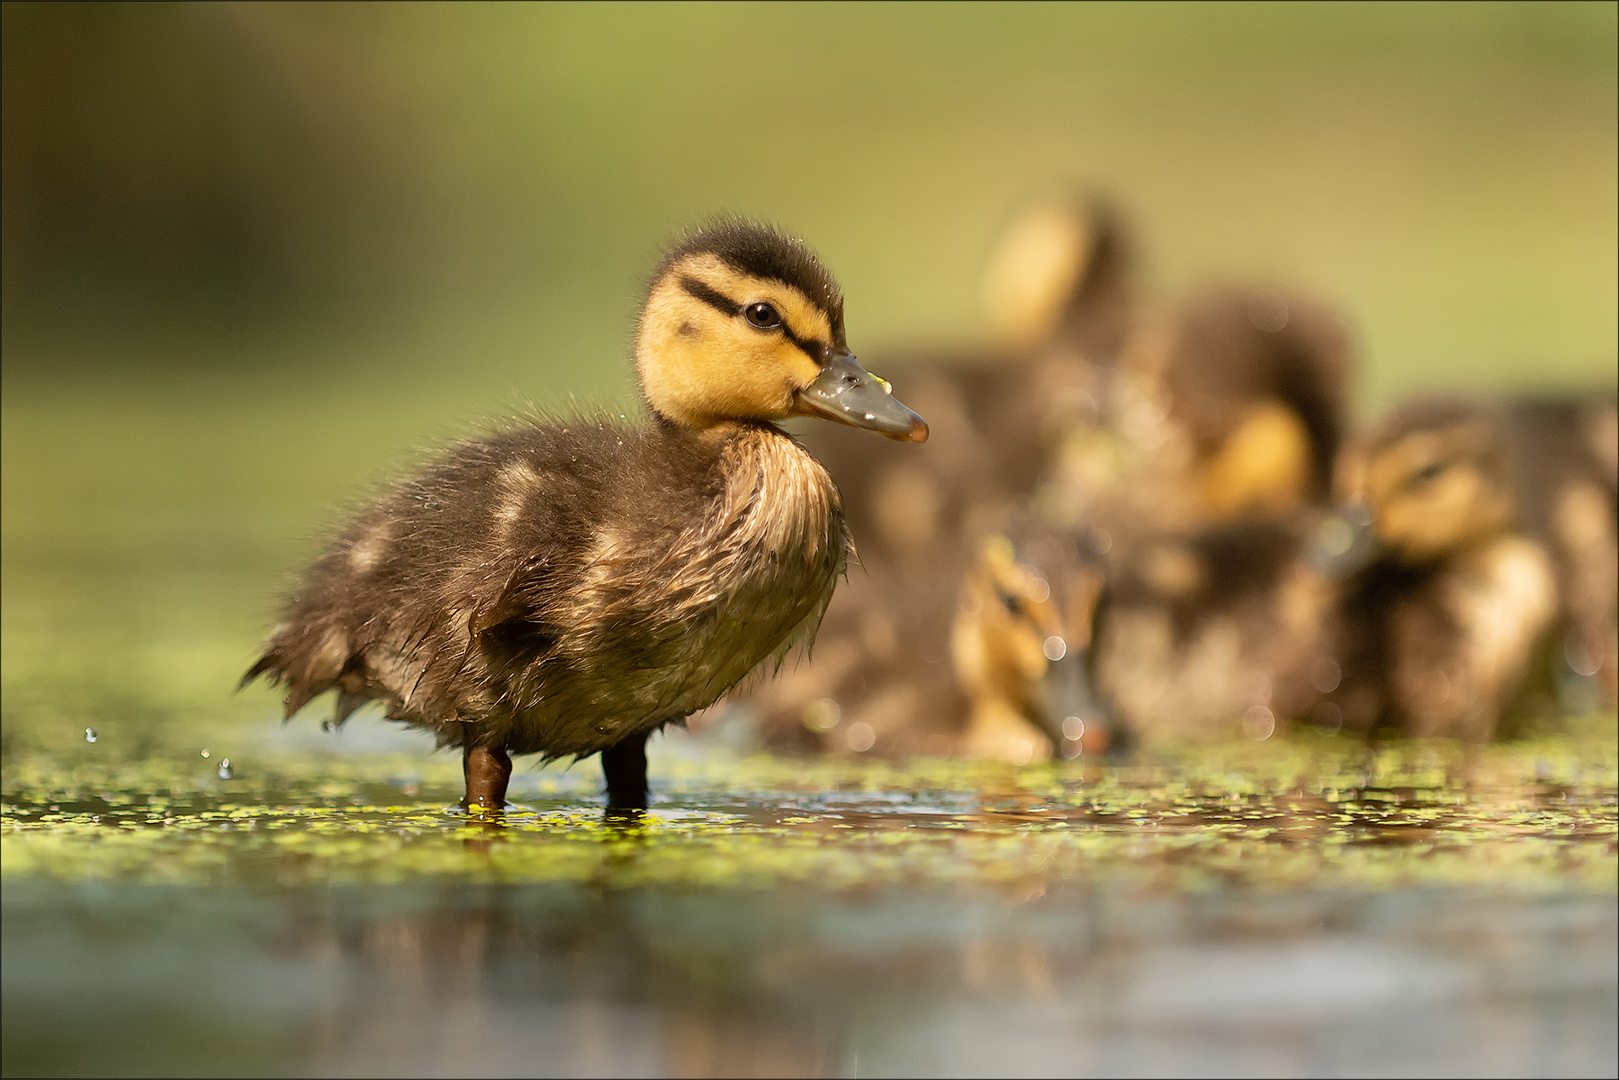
[1038,647,1115,755]
[794,352,929,442]
[1312,502,1383,579]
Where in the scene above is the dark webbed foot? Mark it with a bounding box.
[602,732,650,809]
[463,745,512,809]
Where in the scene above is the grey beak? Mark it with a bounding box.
[794,352,929,443]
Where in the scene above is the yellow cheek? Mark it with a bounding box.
[644,325,819,424]
[1378,473,1482,559]
[1198,400,1311,519]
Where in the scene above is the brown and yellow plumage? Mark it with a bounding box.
[1324,395,1616,740]
[243,220,927,808]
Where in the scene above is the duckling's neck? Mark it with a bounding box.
[646,409,791,459]
[645,412,844,567]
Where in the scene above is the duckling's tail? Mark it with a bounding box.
[238,644,328,720]
[238,653,276,693]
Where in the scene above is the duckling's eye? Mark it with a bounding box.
[1412,460,1447,485]
[997,588,1025,617]
[743,302,782,330]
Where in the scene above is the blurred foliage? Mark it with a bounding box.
[1,1,1614,401]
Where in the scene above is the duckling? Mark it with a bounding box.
[1318,396,1611,740]
[1087,517,1332,743]
[243,220,928,809]
[1507,396,1618,705]
[949,523,1110,762]
[952,509,1333,754]
[1040,283,1354,538]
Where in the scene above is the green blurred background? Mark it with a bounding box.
[2,1,1615,764]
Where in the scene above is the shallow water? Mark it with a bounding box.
[4,720,1615,1077]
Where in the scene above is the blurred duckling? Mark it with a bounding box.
[1087,518,1332,744]
[955,513,1333,754]
[950,523,1111,762]
[1317,396,1614,740]
[1507,396,1618,705]
[1040,283,1354,538]
[243,220,928,809]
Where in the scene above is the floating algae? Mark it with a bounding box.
[4,720,1614,894]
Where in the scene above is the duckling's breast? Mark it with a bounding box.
[510,425,846,756]
[1388,534,1557,739]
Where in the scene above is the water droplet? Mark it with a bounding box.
[1317,517,1355,559]
[1042,635,1067,662]
[200,748,210,758]
[1061,716,1085,741]
[802,697,841,733]
[84,728,98,743]
[1242,705,1276,742]
[1310,657,1342,693]
[845,721,876,752]
[217,759,234,780]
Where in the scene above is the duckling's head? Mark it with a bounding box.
[1324,399,1513,570]
[982,189,1133,352]
[951,528,1112,759]
[636,220,928,442]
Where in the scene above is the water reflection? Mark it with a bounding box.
[3,730,1614,1075]
[4,877,1614,1078]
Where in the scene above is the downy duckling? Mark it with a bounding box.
[950,523,1110,762]
[1319,396,1611,740]
[1507,397,1618,705]
[244,220,928,809]
[1087,518,1331,744]
[1040,283,1354,538]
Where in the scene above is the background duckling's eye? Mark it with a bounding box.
[996,588,1025,617]
[1411,459,1448,485]
[743,302,782,329]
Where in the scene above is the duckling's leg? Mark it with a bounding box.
[463,744,512,809]
[601,731,650,809]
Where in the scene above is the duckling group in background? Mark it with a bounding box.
[1322,395,1616,740]
[244,220,927,809]
[745,190,1364,760]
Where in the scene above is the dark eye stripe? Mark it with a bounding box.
[681,275,830,365]
[680,276,741,316]
[781,323,829,365]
